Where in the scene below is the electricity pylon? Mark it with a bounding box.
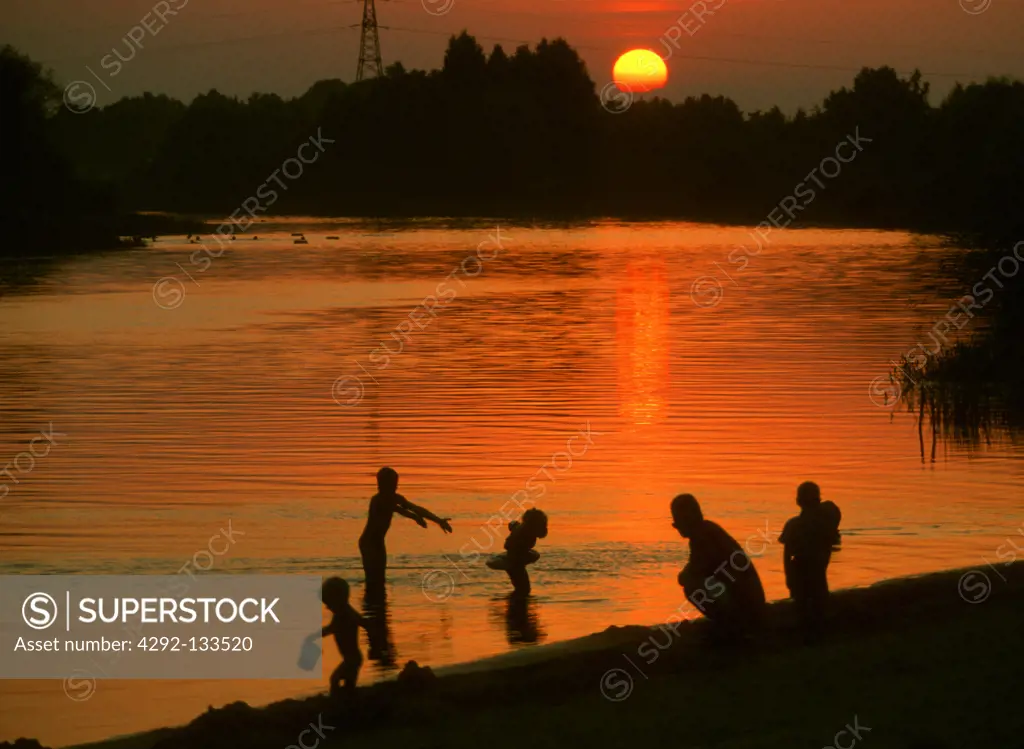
[356,0,383,81]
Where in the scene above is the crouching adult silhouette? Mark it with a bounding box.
[671,494,766,641]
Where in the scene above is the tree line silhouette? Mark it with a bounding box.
[2,33,1021,431]
[3,32,1024,250]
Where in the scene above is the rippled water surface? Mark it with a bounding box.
[1,221,1022,746]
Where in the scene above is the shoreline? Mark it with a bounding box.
[161,213,960,238]
[41,561,1023,749]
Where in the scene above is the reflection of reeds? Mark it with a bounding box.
[893,336,1022,454]
[891,253,1023,454]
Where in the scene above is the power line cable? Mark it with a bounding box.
[33,14,1015,81]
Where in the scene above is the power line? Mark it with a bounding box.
[15,0,359,39]
[34,15,1013,82]
[379,24,609,51]
[379,25,1005,79]
[694,30,1024,62]
[38,26,360,64]
[650,52,994,80]
[23,0,1023,67]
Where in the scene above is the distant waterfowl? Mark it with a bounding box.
[326,235,340,240]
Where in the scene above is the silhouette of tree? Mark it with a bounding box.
[4,34,1019,237]
[443,30,487,88]
[0,45,122,259]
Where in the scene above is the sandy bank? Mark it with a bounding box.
[50,562,1023,749]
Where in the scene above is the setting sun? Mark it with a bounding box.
[613,48,668,93]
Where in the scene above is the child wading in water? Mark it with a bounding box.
[487,508,549,596]
[321,577,368,696]
[359,467,452,596]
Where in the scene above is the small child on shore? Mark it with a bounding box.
[321,577,368,696]
[487,508,549,596]
[820,500,842,550]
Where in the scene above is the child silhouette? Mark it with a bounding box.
[780,482,842,638]
[820,499,842,550]
[488,508,548,596]
[359,467,452,594]
[321,577,368,696]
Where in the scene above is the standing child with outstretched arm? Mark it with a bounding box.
[359,467,452,595]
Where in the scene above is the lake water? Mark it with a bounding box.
[1,221,1022,746]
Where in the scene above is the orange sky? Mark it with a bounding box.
[5,0,1024,110]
